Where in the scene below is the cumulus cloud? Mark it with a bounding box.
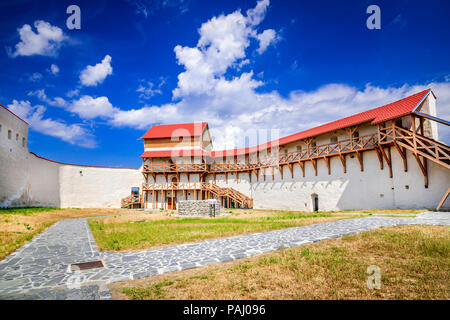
[256,29,277,54]
[79,55,113,87]
[7,100,96,148]
[69,95,118,119]
[108,0,450,149]
[49,64,59,75]
[28,89,67,107]
[172,0,275,98]
[9,20,66,57]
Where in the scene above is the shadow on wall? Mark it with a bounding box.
[0,152,142,208]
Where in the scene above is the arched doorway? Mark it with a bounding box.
[311,193,319,212]
[167,177,178,210]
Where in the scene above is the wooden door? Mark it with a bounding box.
[167,196,177,210]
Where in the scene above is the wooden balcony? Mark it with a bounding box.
[143,163,207,173]
[209,133,378,172]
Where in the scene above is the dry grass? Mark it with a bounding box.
[89,211,356,251]
[0,207,136,260]
[110,225,450,300]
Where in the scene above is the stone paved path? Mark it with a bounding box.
[0,212,448,300]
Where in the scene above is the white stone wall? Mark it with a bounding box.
[206,148,450,211]
[1,106,141,208]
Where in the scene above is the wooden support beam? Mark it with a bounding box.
[437,188,450,211]
[279,165,284,179]
[338,154,346,173]
[355,151,363,171]
[271,167,274,181]
[394,141,408,172]
[213,173,216,184]
[311,159,317,176]
[187,173,190,182]
[299,161,305,177]
[236,172,239,183]
[248,171,252,183]
[324,157,330,175]
[375,148,384,170]
[287,163,294,179]
[254,169,259,182]
[263,168,266,181]
[379,146,392,178]
[413,153,428,188]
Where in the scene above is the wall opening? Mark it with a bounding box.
[311,193,319,212]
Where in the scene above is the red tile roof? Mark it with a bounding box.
[141,122,207,139]
[141,149,209,158]
[141,89,432,159]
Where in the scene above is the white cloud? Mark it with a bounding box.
[172,0,274,98]
[137,78,165,100]
[69,95,118,119]
[66,89,79,98]
[50,64,59,75]
[28,72,43,82]
[7,100,96,148]
[108,0,450,149]
[9,21,66,57]
[28,89,67,107]
[80,55,113,87]
[256,29,277,54]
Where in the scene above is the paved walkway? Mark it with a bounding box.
[0,212,448,299]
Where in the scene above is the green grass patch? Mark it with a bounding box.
[115,225,449,300]
[0,207,60,216]
[89,212,347,251]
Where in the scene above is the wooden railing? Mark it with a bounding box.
[379,125,450,169]
[143,163,207,173]
[121,194,142,208]
[143,133,379,174]
[142,181,253,208]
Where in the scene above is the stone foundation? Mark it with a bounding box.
[178,200,220,217]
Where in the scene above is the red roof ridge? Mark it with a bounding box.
[141,122,208,139]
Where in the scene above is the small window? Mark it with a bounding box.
[8,130,11,139]
[131,187,139,196]
[296,145,302,152]
[16,133,19,141]
[330,136,338,143]
[352,131,359,139]
[311,142,316,148]
[22,137,26,147]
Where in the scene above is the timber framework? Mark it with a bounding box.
[127,89,450,211]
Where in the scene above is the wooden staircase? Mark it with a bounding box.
[386,126,450,169]
[121,194,142,209]
[205,182,253,209]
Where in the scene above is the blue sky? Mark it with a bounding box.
[1,0,449,168]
